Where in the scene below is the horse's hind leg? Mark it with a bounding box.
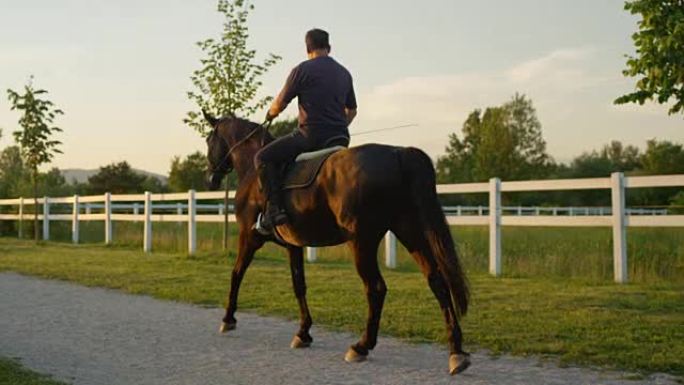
[391,222,470,374]
[425,264,470,374]
[286,245,313,348]
[345,234,387,362]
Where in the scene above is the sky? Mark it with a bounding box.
[0,0,682,174]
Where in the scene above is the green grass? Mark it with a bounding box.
[1,238,682,377]
[0,358,67,385]
[6,220,684,283]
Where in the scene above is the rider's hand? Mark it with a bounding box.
[265,109,277,122]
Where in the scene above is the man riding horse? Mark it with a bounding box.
[256,28,357,230]
[203,28,471,376]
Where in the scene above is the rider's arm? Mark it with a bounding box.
[269,66,301,119]
[345,108,357,125]
[345,78,358,125]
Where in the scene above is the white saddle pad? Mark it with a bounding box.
[295,146,345,162]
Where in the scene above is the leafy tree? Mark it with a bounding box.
[87,161,148,194]
[37,168,70,197]
[7,78,63,241]
[560,142,641,206]
[436,94,551,184]
[0,147,73,198]
[184,0,281,136]
[640,139,684,174]
[601,141,641,171]
[184,0,280,249]
[141,175,168,194]
[269,117,298,138]
[615,0,684,114]
[569,141,642,178]
[169,152,209,192]
[632,140,684,207]
[670,191,684,213]
[0,142,24,198]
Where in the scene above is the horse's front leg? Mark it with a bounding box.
[287,245,313,348]
[219,228,264,333]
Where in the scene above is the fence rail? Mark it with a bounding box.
[1,172,683,283]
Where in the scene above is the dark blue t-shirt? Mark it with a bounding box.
[275,56,356,138]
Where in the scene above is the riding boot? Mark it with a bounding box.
[257,163,288,229]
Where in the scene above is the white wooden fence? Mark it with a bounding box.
[0,172,682,283]
[51,202,668,217]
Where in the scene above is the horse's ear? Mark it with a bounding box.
[202,109,219,128]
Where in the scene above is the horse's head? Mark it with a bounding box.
[203,111,269,191]
[204,110,231,191]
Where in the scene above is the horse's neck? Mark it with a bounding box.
[221,123,272,195]
[229,131,273,182]
[231,140,266,186]
[232,149,262,207]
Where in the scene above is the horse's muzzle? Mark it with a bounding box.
[206,172,224,191]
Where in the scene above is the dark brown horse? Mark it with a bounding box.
[204,113,471,375]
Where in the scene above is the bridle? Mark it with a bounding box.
[209,119,272,174]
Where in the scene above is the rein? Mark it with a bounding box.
[213,119,271,173]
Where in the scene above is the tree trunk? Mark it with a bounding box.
[222,180,229,250]
[33,168,38,243]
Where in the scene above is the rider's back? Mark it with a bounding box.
[284,56,356,140]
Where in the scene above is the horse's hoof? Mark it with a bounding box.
[290,335,312,349]
[449,353,471,375]
[219,321,236,334]
[344,347,367,363]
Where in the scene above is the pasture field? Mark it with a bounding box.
[0,238,682,377]
[0,357,67,385]
[4,220,683,283]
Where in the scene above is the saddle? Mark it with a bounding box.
[282,146,345,190]
[281,135,349,190]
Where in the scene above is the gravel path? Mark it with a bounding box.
[0,272,677,385]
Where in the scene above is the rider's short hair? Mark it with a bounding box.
[305,28,330,53]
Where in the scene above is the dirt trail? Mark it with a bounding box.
[0,272,676,385]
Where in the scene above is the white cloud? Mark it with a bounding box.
[359,47,603,125]
[351,47,682,161]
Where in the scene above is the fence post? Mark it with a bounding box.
[143,191,152,253]
[42,196,50,241]
[176,202,183,225]
[72,195,79,244]
[610,172,628,283]
[489,178,502,277]
[306,247,317,263]
[18,197,24,238]
[104,192,112,245]
[133,202,140,223]
[384,231,397,268]
[188,190,196,255]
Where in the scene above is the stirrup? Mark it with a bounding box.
[254,210,287,236]
[254,213,271,235]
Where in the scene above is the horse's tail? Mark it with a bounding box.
[398,147,469,317]
[202,109,219,128]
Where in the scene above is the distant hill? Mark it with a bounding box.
[61,168,168,184]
